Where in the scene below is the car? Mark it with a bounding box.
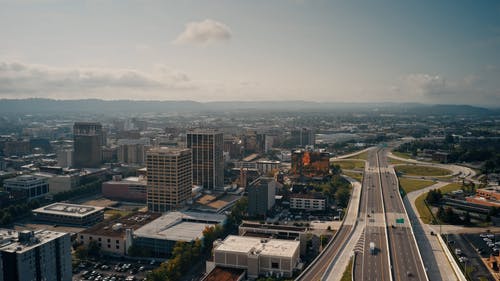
[430,231,435,236]
[406,271,413,277]
[480,233,487,238]
[150,260,156,265]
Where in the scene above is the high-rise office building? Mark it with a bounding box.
[73,122,103,168]
[291,128,315,147]
[146,147,192,212]
[186,129,224,190]
[0,229,72,281]
[247,177,276,217]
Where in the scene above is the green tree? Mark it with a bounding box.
[75,244,88,260]
[335,188,350,208]
[87,240,101,258]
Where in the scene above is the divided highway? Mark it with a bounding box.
[353,150,390,281]
[379,148,428,281]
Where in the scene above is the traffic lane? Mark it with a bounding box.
[388,226,426,281]
[298,225,353,281]
[362,226,390,281]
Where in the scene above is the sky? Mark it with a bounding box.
[0,0,499,106]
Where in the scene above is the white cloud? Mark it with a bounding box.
[396,70,500,106]
[173,19,232,45]
[0,61,195,99]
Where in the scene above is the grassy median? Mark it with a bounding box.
[395,165,451,177]
[332,160,365,171]
[399,178,435,194]
[415,182,463,224]
[343,171,363,182]
[340,257,354,281]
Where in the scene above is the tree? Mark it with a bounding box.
[75,245,88,260]
[87,240,101,258]
[335,187,350,208]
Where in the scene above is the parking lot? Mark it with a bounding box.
[445,233,496,281]
[72,259,158,281]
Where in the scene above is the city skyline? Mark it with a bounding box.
[1,1,499,106]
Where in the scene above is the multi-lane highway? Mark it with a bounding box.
[353,149,390,281]
[379,148,428,281]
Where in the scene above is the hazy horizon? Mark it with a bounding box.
[1,1,499,106]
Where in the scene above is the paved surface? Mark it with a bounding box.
[331,149,391,281]
[296,170,363,281]
[379,148,428,281]
[404,181,458,281]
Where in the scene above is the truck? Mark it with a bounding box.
[370,242,376,255]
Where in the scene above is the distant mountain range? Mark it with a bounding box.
[0,98,497,116]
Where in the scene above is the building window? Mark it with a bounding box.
[107,244,111,248]
[271,262,279,269]
[98,238,102,242]
[116,245,120,249]
[116,240,119,244]
[107,239,111,242]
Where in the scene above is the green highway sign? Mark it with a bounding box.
[396,218,404,224]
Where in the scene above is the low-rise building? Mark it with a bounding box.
[289,192,327,211]
[0,229,72,281]
[239,221,308,255]
[78,212,161,256]
[3,174,49,201]
[102,176,147,202]
[211,235,300,278]
[33,202,105,226]
[133,211,226,257]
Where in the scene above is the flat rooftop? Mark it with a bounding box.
[104,177,146,185]
[81,212,161,238]
[33,203,105,218]
[0,229,67,254]
[134,211,226,241]
[215,235,299,258]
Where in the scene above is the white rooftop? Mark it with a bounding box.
[0,229,68,254]
[33,202,105,218]
[215,235,300,258]
[134,211,225,241]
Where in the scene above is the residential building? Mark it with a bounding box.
[73,122,103,168]
[210,235,300,278]
[146,147,192,212]
[4,175,49,201]
[33,202,104,226]
[187,129,224,190]
[117,138,150,165]
[289,192,327,211]
[247,177,276,217]
[0,229,72,281]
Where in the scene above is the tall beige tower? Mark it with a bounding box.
[146,147,192,212]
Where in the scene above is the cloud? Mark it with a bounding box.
[173,19,231,45]
[0,61,195,99]
[396,70,500,106]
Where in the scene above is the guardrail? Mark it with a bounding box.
[437,234,467,281]
[352,252,357,281]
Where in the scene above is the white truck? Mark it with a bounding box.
[370,242,376,255]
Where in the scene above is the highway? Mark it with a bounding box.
[296,224,353,281]
[353,149,390,281]
[379,148,428,281]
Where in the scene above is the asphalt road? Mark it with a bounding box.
[379,148,428,281]
[296,225,353,281]
[353,150,390,281]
